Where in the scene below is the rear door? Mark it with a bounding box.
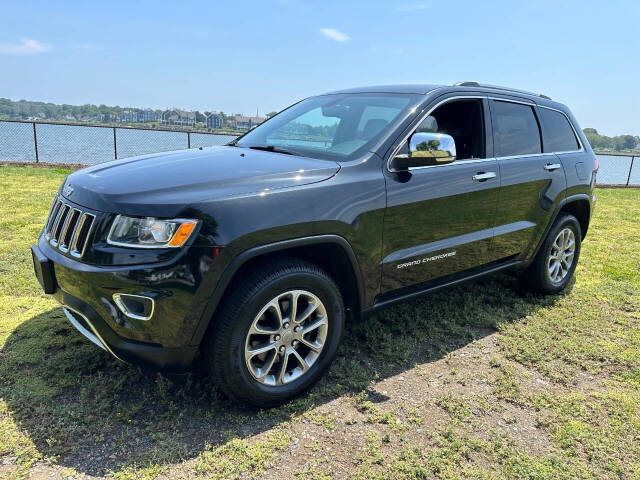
[381,96,500,295]
[489,98,567,261]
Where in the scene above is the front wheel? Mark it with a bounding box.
[519,213,582,294]
[202,258,344,407]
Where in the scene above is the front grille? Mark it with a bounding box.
[44,196,96,258]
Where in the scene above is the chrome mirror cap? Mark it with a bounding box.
[393,132,457,170]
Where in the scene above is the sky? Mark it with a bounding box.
[1,0,638,136]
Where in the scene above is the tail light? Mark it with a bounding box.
[594,156,599,172]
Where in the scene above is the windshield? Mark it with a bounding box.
[234,93,421,161]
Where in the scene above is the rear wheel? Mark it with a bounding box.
[202,258,344,407]
[519,213,582,294]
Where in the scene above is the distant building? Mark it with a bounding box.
[119,110,137,123]
[206,112,224,129]
[137,109,161,123]
[162,109,196,126]
[234,114,265,130]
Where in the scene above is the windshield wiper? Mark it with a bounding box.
[247,145,298,156]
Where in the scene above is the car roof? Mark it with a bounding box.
[321,83,567,110]
[323,84,442,95]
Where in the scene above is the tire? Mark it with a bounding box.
[519,213,582,294]
[202,257,344,407]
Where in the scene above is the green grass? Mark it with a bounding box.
[0,164,639,479]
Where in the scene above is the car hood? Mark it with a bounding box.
[62,146,340,216]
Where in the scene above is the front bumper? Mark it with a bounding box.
[61,301,197,372]
[31,241,204,373]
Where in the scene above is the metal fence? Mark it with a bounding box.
[0,119,237,166]
[593,152,637,186]
[0,119,638,185]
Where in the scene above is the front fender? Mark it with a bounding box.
[188,234,363,346]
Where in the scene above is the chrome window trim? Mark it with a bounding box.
[387,95,488,173]
[494,152,556,161]
[396,157,497,172]
[112,293,155,321]
[488,96,535,106]
[386,94,586,173]
[489,97,584,158]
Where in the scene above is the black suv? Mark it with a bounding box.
[32,83,597,406]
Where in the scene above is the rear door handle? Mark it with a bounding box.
[544,163,562,171]
[472,171,496,182]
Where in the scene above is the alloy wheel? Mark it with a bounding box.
[244,290,328,386]
[547,227,576,284]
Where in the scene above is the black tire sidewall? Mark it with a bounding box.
[535,214,582,293]
[223,269,343,405]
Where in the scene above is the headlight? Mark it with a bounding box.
[107,215,198,248]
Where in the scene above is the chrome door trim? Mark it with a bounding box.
[472,171,497,181]
[543,163,562,171]
[397,157,496,172]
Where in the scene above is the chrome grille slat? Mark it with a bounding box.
[59,208,80,252]
[69,212,87,253]
[43,195,95,258]
[70,213,95,258]
[50,205,69,245]
[44,198,60,237]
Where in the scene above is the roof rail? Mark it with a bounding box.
[454,81,551,100]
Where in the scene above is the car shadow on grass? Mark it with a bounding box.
[0,273,566,476]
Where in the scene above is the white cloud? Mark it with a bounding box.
[319,28,350,43]
[0,38,52,55]
[395,3,430,12]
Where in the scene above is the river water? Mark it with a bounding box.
[0,121,636,184]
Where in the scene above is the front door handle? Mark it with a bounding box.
[472,171,497,182]
[544,163,562,171]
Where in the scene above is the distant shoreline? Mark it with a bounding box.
[0,117,244,136]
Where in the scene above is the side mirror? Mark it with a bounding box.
[392,132,456,170]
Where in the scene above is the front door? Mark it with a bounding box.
[380,96,500,295]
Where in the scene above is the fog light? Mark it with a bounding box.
[113,294,155,321]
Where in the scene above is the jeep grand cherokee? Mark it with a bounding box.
[32,82,597,406]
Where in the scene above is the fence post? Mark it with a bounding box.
[187,132,191,149]
[627,156,635,187]
[32,122,39,163]
[113,127,118,160]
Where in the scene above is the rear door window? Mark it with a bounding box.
[539,108,580,153]
[491,100,541,157]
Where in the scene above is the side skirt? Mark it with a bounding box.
[362,259,523,318]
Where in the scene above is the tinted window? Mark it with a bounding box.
[539,108,580,153]
[491,101,541,157]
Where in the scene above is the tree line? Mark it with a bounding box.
[583,128,639,153]
[0,98,277,132]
